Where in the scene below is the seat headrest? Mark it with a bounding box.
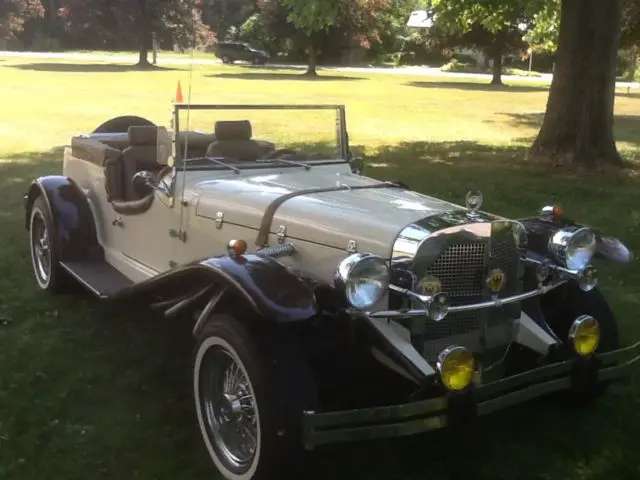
[214,120,252,141]
[128,126,170,146]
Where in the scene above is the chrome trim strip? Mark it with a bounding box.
[390,209,499,266]
[367,281,567,319]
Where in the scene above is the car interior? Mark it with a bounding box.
[69,120,279,215]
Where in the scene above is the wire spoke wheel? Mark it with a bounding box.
[197,338,260,475]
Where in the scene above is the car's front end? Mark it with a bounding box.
[299,193,640,449]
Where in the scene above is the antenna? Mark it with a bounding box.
[175,1,198,244]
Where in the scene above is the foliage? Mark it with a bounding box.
[0,0,44,41]
[522,0,560,53]
[621,0,640,47]
[199,0,256,42]
[55,0,214,52]
[278,0,342,38]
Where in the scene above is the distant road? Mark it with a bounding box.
[1,50,638,89]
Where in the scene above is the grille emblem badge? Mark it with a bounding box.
[419,275,442,296]
[486,268,506,293]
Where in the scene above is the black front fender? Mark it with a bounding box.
[24,176,100,262]
[108,254,318,324]
[200,254,317,323]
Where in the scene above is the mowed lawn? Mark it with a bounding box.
[1,56,640,480]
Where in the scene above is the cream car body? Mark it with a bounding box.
[24,104,639,480]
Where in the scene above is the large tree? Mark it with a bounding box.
[0,0,44,41]
[429,0,545,85]
[528,0,624,167]
[58,0,214,66]
[276,0,391,75]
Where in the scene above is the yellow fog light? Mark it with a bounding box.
[569,315,600,357]
[437,346,476,392]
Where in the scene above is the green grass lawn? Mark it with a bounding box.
[1,57,640,480]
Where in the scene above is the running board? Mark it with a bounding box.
[60,261,134,298]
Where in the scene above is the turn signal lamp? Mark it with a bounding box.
[540,205,564,223]
[437,346,476,392]
[227,239,247,257]
[569,315,600,357]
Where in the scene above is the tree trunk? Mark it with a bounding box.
[490,32,505,85]
[305,41,318,76]
[135,0,152,68]
[529,0,623,168]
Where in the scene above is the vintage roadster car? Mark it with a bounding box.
[25,103,639,479]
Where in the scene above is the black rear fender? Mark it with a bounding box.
[24,176,101,262]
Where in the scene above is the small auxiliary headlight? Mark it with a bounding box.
[577,265,598,292]
[569,315,600,357]
[437,345,476,392]
[535,260,552,283]
[427,292,449,321]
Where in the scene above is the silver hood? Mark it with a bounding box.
[191,166,474,256]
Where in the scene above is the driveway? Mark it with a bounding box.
[1,50,638,90]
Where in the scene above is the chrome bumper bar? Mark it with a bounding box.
[367,281,567,320]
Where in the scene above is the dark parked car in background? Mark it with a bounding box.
[213,42,270,65]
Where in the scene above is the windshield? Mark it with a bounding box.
[171,104,348,168]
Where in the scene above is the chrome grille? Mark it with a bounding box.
[425,242,486,303]
[416,231,521,360]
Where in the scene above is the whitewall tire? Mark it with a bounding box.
[193,313,318,480]
[194,335,261,480]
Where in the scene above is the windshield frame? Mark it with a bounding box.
[171,103,350,167]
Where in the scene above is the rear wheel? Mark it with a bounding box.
[221,55,233,64]
[194,313,317,480]
[29,196,67,293]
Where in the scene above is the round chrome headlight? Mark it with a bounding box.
[335,253,389,310]
[549,227,597,271]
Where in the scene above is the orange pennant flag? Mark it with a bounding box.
[175,80,184,103]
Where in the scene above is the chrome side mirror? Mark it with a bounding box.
[132,171,158,197]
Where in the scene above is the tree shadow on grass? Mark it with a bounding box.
[1,144,639,480]
[501,112,640,149]
[209,70,365,82]
[7,62,180,73]
[406,80,550,93]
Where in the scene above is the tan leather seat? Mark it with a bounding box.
[205,120,266,162]
[121,126,171,200]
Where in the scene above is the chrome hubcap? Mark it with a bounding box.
[31,212,51,284]
[202,346,258,471]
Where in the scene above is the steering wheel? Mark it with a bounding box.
[266,148,298,159]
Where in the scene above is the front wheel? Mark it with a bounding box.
[194,313,317,480]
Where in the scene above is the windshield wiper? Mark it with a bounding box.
[257,158,311,170]
[189,156,242,174]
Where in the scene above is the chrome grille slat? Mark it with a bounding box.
[425,243,486,303]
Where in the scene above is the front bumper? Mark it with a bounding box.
[302,341,640,449]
